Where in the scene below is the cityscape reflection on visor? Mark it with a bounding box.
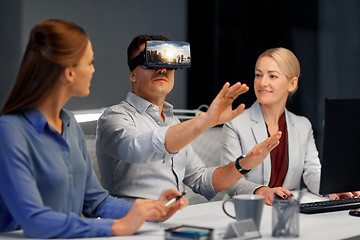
[128,40,191,71]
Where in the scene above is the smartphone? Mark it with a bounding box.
[165,225,213,240]
[349,208,360,217]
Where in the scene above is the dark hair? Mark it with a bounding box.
[2,19,88,114]
[127,35,169,63]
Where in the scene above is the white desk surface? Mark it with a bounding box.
[1,191,360,240]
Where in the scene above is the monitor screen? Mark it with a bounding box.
[319,98,360,195]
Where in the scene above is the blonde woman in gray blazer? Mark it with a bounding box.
[220,48,357,205]
[221,100,320,205]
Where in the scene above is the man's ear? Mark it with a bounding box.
[129,71,136,83]
[64,66,75,83]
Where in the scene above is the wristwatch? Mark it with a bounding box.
[235,155,251,175]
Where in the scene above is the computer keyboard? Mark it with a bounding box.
[300,198,360,214]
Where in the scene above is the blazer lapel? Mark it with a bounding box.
[250,102,272,184]
[283,110,300,188]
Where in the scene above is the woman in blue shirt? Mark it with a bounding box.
[0,19,187,238]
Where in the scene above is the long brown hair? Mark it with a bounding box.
[2,19,88,114]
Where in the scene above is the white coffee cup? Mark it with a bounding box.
[222,194,265,230]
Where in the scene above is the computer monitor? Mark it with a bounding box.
[319,98,360,195]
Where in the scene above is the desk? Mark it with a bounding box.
[1,192,360,239]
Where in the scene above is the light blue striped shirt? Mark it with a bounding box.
[96,92,217,200]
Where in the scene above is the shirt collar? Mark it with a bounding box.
[125,92,173,114]
[23,108,72,133]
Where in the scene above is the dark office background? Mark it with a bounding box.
[1,0,360,157]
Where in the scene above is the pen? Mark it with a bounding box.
[165,191,186,207]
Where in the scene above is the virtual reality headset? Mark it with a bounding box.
[128,40,191,71]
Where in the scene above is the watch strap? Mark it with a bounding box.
[235,155,251,175]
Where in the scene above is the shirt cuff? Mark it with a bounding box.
[89,218,114,237]
[203,167,218,200]
[152,126,177,156]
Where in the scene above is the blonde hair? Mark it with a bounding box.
[255,47,300,94]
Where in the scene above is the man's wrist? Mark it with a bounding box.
[235,155,251,175]
[193,112,212,133]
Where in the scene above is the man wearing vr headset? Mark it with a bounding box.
[95,35,282,201]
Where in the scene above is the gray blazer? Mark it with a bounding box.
[220,101,321,195]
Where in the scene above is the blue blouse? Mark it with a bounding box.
[0,108,132,238]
